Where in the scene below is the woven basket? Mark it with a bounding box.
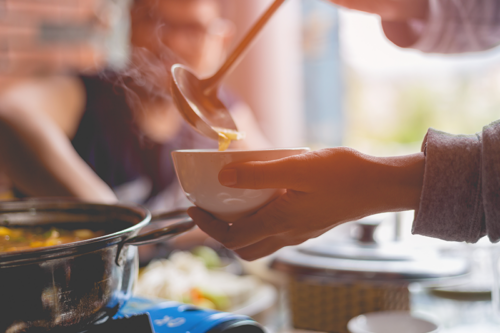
[288,275,410,333]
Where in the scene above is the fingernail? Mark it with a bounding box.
[219,169,237,186]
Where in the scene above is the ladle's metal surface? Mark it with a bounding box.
[170,0,286,141]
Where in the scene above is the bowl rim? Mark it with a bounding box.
[172,147,310,154]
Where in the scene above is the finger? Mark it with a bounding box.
[235,236,295,261]
[332,0,427,21]
[189,207,275,250]
[187,207,231,243]
[188,200,292,251]
[218,153,310,190]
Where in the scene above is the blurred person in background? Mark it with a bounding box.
[0,0,119,201]
[0,0,269,253]
[0,0,268,204]
[189,0,500,261]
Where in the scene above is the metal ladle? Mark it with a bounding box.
[170,0,286,141]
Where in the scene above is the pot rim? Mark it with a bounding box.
[0,198,151,265]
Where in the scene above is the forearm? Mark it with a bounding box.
[329,0,429,48]
[379,0,429,48]
[381,21,422,48]
[359,152,425,213]
[331,0,428,21]
[0,103,117,203]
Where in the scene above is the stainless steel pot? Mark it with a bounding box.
[0,199,195,333]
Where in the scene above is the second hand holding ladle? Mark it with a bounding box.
[170,0,287,142]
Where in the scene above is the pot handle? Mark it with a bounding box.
[124,209,195,246]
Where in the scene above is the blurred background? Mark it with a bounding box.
[2,0,500,332]
[3,0,500,151]
[0,0,129,77]
[340,8,500,156]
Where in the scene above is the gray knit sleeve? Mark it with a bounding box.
[413,129,484,242]
[413,121,500,243]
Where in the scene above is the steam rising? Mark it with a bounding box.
[109,45,181,120]
[101,0,187,121]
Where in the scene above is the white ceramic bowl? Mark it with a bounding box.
[172,148,309,222]
[348,311,440,333]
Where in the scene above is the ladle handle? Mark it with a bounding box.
[202,0,287,95]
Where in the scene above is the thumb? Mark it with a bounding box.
[218,155,307,190]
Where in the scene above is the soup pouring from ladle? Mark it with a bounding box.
[170,0,286,144]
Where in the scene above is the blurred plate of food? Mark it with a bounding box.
[134,246,277,319]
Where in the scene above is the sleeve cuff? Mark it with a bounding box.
[413,128,485,243]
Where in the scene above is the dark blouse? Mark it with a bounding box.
[72,75,230,203]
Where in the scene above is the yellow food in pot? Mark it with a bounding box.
[0,227,105,253]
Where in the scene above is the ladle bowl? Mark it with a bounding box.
[170,0,286,141]
[170,64,237,141]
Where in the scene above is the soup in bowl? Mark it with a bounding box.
[172,148,310,222]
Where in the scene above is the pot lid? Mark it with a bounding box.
[300,242,418,261]
[271,217,470,282]
[272,246,469,282]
